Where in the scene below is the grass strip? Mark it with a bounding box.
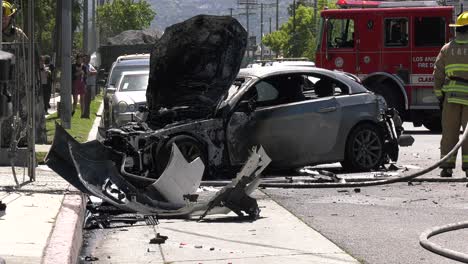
[45,94,103,144]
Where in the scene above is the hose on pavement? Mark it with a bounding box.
[419,221,468,263]
[202,123,468,189]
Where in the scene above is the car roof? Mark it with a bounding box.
[238,66,340,79]
[268,61,315,67]
[113,57,150,67]
[120,70,149,76]
[116,53,150,61]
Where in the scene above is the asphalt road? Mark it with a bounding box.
[264,124,468,264]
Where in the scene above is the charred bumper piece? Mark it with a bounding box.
[45,124,271,220]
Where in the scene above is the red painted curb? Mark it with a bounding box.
[41,189,86,264]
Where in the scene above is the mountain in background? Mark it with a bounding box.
[148,0,292,43]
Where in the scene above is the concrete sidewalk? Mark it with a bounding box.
[85,192,359,264]
[0,166,85,264]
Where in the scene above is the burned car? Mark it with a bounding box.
[104,66,401,179]
[46,15,401,219]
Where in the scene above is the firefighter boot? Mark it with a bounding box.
[440,168,453,177]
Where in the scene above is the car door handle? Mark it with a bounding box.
[318,106,337,113]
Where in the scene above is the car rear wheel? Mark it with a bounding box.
[342,124,384,171]
[156,135,207,177]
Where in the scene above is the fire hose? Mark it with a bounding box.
[203,126,468,189]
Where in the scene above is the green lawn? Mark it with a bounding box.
[37,95,102,164]
[45,94,103,144]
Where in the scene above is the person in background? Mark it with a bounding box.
[433,12,468,177]
[40,55,52,114]
[72,54,86,117]
[82,54,97,118]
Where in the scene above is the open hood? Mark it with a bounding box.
[145,15,247,128]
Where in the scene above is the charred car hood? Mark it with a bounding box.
[145,15,247,128]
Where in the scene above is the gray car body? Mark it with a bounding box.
[219,66,384,168]
[119,66,393,177]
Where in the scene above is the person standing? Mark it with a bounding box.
[40,55,52,114]
[82,54,96,118]
[72,54,86,117]
[434,11,468,177]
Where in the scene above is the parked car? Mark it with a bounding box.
[107,70,149,127]
[99,66,402,179]
[103,54,150,128]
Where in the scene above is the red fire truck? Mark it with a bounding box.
[315,0,456,131]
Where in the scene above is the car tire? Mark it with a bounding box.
[342,123,385,171]
[156,135,208,177]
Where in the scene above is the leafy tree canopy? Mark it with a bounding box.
[97,0,156,42]
[263,0,334,60]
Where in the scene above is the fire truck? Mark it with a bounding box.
[315,0,458,132]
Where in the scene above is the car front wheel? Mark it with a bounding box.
[155,135,208,177]
[342,123,384,171]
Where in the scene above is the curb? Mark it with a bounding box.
[41,188,87,264]
[42,100,102,264]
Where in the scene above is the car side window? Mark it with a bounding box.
[303,75,349,97]
[255,81,279,102]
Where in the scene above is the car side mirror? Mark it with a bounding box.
[107,87,116,94]
[236,100,255,113]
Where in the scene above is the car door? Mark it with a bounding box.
[226,74,342,168]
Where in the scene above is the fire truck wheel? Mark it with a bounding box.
[342,123,385,171]
[422,118,442,133]
[369,82,404,115]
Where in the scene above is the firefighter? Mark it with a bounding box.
[434,11,468,177]
[2,1,26,42]
[0,0,46,148]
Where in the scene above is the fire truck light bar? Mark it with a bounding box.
[336,0,439,8]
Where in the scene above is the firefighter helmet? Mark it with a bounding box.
[450,11,468,27]
[2,1,16,17]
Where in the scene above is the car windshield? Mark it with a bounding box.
[118,74,149,92]
[217,77,251,110]
[108,66,149,86]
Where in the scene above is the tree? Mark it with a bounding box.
[16,0,82,55]
[262,2,333,60]
[97,0,156,42]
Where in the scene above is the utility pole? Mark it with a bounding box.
[229,7,234,16]
[27,0,36,181]
[260,3,264,60]
[237,0,258,59]
[269,17,272,33]
[84,0,89,53]
[293,0,296,32]
[60,0,72,129]
[314,0,318,31]
[91,0,97,53]
[276,0,279,31]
